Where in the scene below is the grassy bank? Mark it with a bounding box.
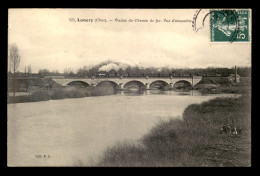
[7,86,117,104]
[194,84,251,95]
[96,93,251,167]
[194,76,251,94]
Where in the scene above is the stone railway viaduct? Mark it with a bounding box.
[52,76,203,89]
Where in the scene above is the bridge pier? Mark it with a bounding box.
[145,83,150,90]
[169,83,174,89]
[119,83,124,90]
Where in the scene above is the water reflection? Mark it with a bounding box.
[118,89,200,96]
[118,89,146,96]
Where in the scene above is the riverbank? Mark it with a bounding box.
[96,92,251,166]
[194,84,250,95]
[7,86,117,104]
[8,84,249,104]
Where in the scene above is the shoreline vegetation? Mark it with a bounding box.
[7,86,117,104]
[7,76,250,104]
[94,91,251,167]
[7,85,248,104]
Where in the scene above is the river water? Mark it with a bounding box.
[7,90,240,166]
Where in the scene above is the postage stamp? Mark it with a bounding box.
[210,9,250,42]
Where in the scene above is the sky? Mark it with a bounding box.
[8,9,251,73]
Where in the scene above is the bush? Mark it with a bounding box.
[52,90,67,99]
[91,86,115,96]
[73,90,85,98]
[52,89,88,99]
[27,90,51,102]
[84,90,92,97]
[8,96,28,104]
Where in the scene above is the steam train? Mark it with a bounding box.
[95,71,223,78]
[96,72,194,77]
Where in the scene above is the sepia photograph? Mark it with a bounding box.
[7,8,251,167]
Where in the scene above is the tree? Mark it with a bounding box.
[27,65,32,75]
[24,66,27,75]
[64,68,75,77]
[8,44,21,97]
[25,65,32,92]
[38,69,50,77]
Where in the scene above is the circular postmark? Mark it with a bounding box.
[192,9,241,43]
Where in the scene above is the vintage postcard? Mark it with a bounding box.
[8,8,251,167]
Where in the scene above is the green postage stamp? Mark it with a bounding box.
[210,9,250,42]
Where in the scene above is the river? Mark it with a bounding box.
[7,89,240,166]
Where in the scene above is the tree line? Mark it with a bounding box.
[31,66,251,78]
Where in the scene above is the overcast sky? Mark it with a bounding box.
[8,9,251,73]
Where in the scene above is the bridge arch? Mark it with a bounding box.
[149,80,169,89]
[96,81,119,88]
[66,81,90,87]
[123,80,145,89]
[173,80,192,90]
